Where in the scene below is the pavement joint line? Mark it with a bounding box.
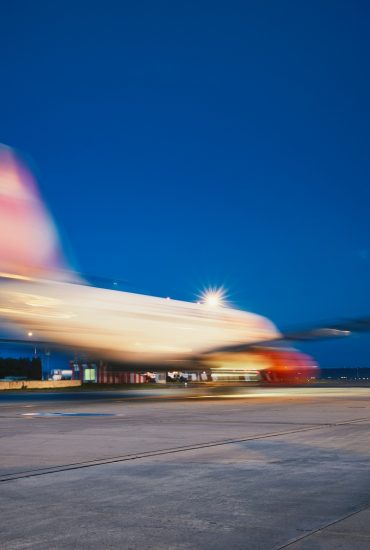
[274,501,370,549]
[1,416,370,483]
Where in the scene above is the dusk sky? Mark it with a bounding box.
[1,2,370,366]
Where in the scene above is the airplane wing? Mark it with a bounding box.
[0,337,90,356]
[202,316,370,355]
[0,337,65,347]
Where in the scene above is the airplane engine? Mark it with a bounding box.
[205,348,319,384]
[256,349,319,384]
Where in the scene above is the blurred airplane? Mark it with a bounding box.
[0,145,369,383]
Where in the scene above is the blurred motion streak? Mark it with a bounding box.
[0,145,68,279]
[3,146,369,383]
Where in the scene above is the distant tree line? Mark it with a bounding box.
[0,357,42,380]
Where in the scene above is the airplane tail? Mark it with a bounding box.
[0,145,71,280]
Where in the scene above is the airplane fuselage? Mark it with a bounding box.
[0,276,280,366]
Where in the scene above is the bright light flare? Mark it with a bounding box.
[200,287,228,308]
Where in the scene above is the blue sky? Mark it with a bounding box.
[1,1,370,366]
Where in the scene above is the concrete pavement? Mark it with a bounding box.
[1,386,370,549]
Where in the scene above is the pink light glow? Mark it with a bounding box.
[0,146,66,277]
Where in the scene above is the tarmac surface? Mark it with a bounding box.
[1,385,370,549]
